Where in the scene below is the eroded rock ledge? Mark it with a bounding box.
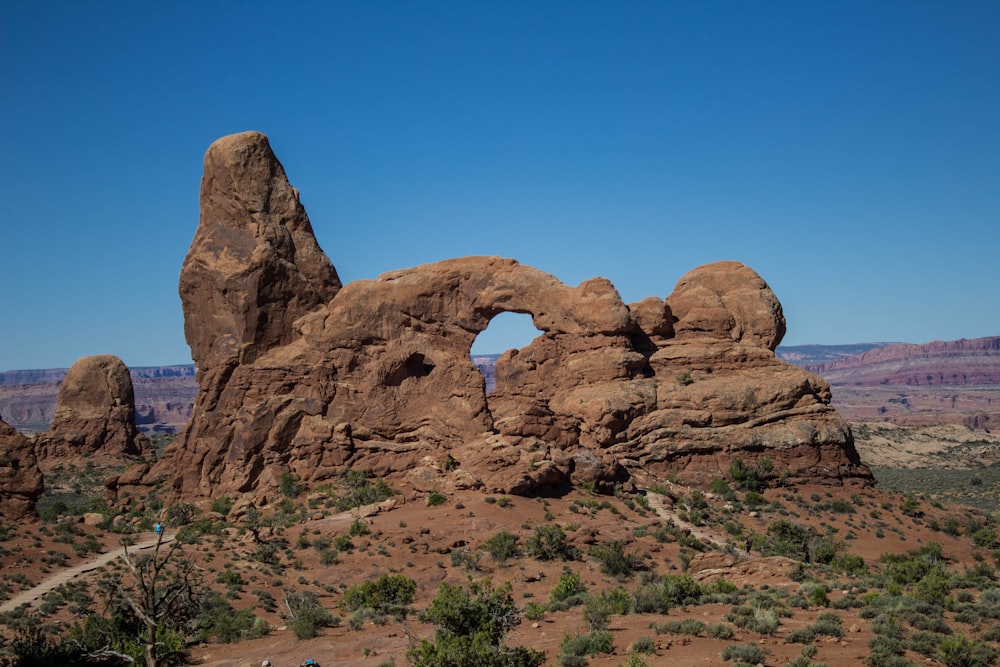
[125,131,871,506]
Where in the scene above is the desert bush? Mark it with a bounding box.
[409,579,545,667]
[482,529,521,566]
[349,518,369,536]
[653,618,706,636]
[729,458,774,492]
[880,543,945,586]
[721,643,768,664]
[630,635,656,654]
[199,593,269,643]
[633,573,703,614]
[524,602,547,621]
[426,490,447,506]
[450,548,482,572]
[525,524,577,561]
[812,611,844,638]
[342,574,416,618]
[700,623,731,640]
[726,604,780,636]
[559,631,614,666]
[583,588,631,631]
[210,495,233,515]
[832,552,869,575]
[907,629,945,658]
[935,633,998,667]
[164,502,200,527]
[589,540,645,578]
[785,626,816,644]
[284,589,337,639]
[550,571,587,606]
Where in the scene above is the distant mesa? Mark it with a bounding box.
[797,336,1000,387]
[110,130,870,505]
[790,336,1000,431]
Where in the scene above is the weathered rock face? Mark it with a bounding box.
[34,355,151,464]
[0,415,43,519]
[134,131,871,505]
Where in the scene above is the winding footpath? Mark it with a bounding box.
[0,534,174,614]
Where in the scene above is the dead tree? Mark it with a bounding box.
[117,531,202,667]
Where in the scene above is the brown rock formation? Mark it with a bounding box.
[33,355,151,466]
[0,415,43,519]
[129,131,871,506]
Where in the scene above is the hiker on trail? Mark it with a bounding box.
[154,522,162,537]
[745,537,751,555]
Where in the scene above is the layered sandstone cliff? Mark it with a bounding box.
[127,131,871,506]
[803,337,1000,387]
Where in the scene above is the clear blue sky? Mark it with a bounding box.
[2,1,997,371]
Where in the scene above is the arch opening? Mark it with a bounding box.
[470,311,543,394]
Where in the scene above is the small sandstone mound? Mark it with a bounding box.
[0,415,43,519]
[124,131,871,506]
[34,355,151,466]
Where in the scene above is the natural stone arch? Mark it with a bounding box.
[123,131,871,506]
[471,311,544,394]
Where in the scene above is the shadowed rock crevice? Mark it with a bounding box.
[122,131,872,506]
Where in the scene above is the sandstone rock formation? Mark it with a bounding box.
[128,131,871,506]
[33,355,151,466]
[0,366,196,435]
[0,415,43,519]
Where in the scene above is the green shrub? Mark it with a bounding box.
[349,518,369,536]
[164,502,200,527]
[633,573,703,614]
[630,635,656,654]
[584,588,632,631]
[588,540,645,579]
[550,572,587,605]
[284,590,337,639]
[280,471,301,498]
[832,552,869,575]
[721,643,768,664]
[653,618,706,636]
[409,579,545,667]
[559,631,614,665]
[482,529,521,566]
[210,495,233,515]
[730,458,774,492]
[812,611,844,638]
[525,524,577,561]
[703,623,732,640]
[785,626,816,644]
[427,490,447,506]
[342,574,416,617]
[935,634,998,667]
[450,548,482,572]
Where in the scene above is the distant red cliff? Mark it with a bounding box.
[800,337,1000,387]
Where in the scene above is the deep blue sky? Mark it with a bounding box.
[2,1,997,371]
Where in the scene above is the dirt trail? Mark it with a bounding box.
[644,492,733,550]
[0,534,174,613]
